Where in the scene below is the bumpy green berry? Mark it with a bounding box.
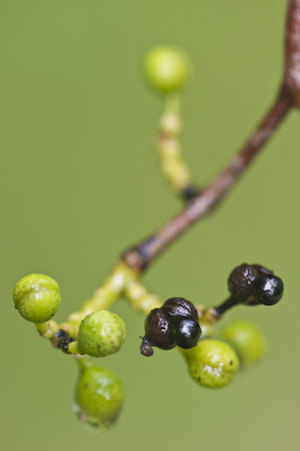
[221,320,266,367]
[144,47,191,92]
[184,339,239,388]
[74,363,124,430]
[13,274,61,323]
[77,311,126,357]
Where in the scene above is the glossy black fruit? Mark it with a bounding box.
[161,297,198,321]
[252,264,274,276]
[144,308,175,350]
[252,275,284,306]
[171,316,201,349]
[228,264,257,303]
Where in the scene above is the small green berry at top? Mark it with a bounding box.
[74,363,124,430]
[13,274,61,323]
[77,310,126,358]
[183,338,239,388]
[144,46,191,92]
[221,320,266,367]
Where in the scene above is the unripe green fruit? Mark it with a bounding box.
[144,47,191,92]
[77,311,126,357]
[13,274,61,323]
[221,320,266,367]
[74,364,124,430]
[185,339,239,388]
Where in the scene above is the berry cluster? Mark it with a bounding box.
[10,37,288,428]
[211,263,284,319]
[228,263,284,306]
[140,297,202,356]
[11,261,285,426]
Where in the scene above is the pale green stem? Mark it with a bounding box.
[58,261,138,337]
[124,279,161,314]
[68,341,80,354]
[157,92,195,195]
[36,320,59,339]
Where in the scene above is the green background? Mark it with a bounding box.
[1,1,299,450]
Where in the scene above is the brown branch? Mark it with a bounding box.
[123,0,299,273]
[285,0,300,103]
[123,89,291,271]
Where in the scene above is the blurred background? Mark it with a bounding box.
[1,1,299,450]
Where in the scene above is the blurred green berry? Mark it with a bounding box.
[221,320,266,367]
[74,363,124,430]
[144,46,191,92]
[185,339,239,388]
[77,311,126,357]
[13,274,61,323]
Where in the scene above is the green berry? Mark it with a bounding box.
[13,274,61,323]
[74,364,124,430]
[77,311,126,357]
[144,46,191,92]
[221,320,266,367]
[185,339,239,388]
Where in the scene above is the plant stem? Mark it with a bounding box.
[46,0,300,346]
[285,0,300,104]
[122,0,300,273]
[123,87,292,272]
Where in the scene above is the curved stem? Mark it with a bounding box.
[123,88,292,272]
[285,0,300,103]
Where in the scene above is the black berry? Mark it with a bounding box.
[171,316,202,349]
[143,308,175,351]
[252,275,284,306]
[228,264,257,303]
[252,264,274,276]
[161,297,198,321]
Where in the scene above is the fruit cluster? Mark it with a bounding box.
[228,263,284,306]
[11,43,286,430]
[12,258,284,429]
[140,297,202,356]
[209,263,284,320]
